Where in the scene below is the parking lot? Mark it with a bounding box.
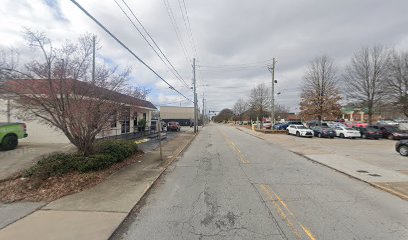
[0,142,73,181]
[243,127,408,174]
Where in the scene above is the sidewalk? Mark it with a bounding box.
[0,131,196,240]
[236,126,408,201]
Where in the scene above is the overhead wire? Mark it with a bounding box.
[113,0,190,89]
[69,0,193,103]
[178,0,198,57]
[162,0,191,66]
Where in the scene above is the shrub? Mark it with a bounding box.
[94,141,138,162]
[24,141,139,179]
[75,154,116,173]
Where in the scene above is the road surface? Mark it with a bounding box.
[113,124,408,240]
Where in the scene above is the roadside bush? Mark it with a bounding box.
[24,141,139,179]
[94,141,138,162]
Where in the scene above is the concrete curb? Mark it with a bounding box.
[235,125,408,201]
[108,132,198,239]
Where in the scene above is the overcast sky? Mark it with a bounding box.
[1,0,408,113]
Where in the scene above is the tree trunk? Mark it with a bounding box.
[367,108,373,125]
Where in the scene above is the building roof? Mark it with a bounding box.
[0,79,157,110]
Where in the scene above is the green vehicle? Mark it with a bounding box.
[0,122,28,150]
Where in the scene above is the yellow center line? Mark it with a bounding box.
[260,184,317,240]
[219,129,250,164]
[260,184,302,239]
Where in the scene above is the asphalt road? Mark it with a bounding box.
[113,124,408,240]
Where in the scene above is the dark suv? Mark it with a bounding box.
[310,126,336,138]
[376,125,408,140]
[358,126,382,139]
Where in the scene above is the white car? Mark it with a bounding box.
[334,127,361,138]
[287,125,314,137]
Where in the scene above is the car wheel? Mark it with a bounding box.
[296,131,300,137]
[388,134,395,140]
[286,130,290,135]
[340,133,345,138]
[362,134,366,139]
[318,133,322,138]
[1,134,18,151]
[399,146,408,156]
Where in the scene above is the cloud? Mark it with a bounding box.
[1,0,408,112]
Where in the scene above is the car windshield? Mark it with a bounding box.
[297,126,307,129]
[345,128,354,130]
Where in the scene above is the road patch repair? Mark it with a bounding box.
[0,131,196,240]
[236,125,408,201]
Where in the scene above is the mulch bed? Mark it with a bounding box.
[0,152,143,203]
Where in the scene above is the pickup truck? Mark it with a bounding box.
[0,122,28,150]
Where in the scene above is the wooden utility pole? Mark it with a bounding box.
[193,58,197,133]
[268,58,276,125]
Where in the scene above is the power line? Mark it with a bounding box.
[178,0,198,57]
[114,0,190,89]
[69,0,193,103]
[198,58,276,68]
[162,0,191,66]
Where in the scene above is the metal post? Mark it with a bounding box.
[193,58,197,133]
[158,116,163,161]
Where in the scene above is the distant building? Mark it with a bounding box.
[160,106,200,126]
[341,107,382,122]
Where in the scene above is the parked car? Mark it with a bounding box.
[275,121,303,130]
[307,121,328,128]
[377,120,399,126]
[263,120,272,129]
[334,126,361,139]
[167,122,181,132]
[0,122,28,150]
[287,125,314,137]
[310,126,336,138]
[150,120,167,131]
[396,140,408,156]
[358,126,382,139]
[374,125,408,140]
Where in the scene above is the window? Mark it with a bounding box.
[143,112,147,120]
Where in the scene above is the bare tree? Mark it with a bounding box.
[232,98,248,121]
[249,83,270,118]
[274,104,290,120]
[213,108,234,122]
[0,47,21,82]
[299,55,341,122]
[386,50,408,118]
[0,30,133,155]
[343,46,389,124]
[126,86,151,100]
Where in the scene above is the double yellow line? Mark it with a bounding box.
[219,129,250,164]
[219,128,316,239]
[260,184,317,240]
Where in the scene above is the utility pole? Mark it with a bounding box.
[202,94,205,127]
[268,58,276,125]
[193,58,197,133]
[92,35,96,83]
